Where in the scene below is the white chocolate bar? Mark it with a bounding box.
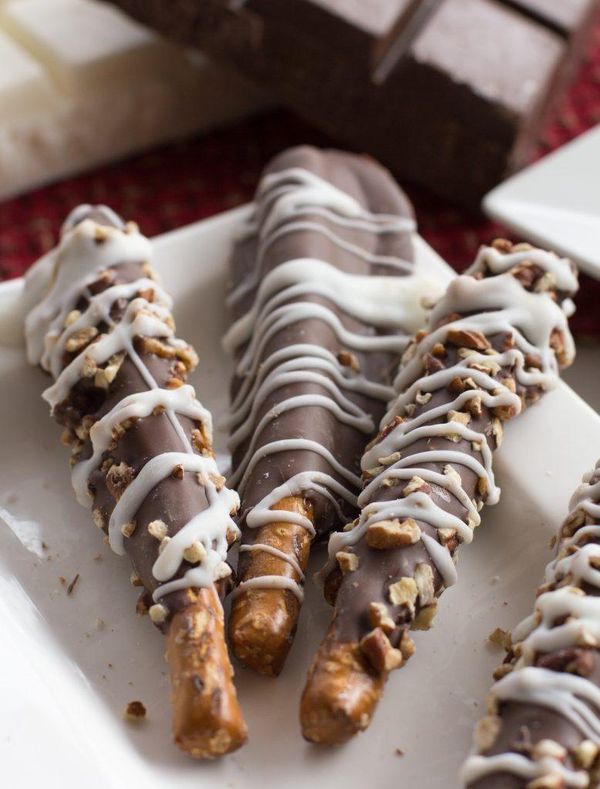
[0,0,269,200]
[0,29,54,119]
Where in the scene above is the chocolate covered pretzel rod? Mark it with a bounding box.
[301,239,578,745]
[462,463,600,788]
[223,146,437,676]
[23,207,247,758]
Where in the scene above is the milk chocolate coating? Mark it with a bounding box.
[228,146,416,571]
[329,339,513,644]
[323,253,575,665]
[468,694,593,788]
[467,543,600,786]
[52,218,229,622]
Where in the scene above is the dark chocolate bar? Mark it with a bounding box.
[108,0,596,208]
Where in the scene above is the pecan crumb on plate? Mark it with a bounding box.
[123,701,146,723]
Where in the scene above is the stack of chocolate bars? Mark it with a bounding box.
[108,0,597,206]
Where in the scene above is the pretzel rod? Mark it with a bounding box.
[301,239,578,744]
[462,463,600,788]
[23,206,247,758]
[167,586,247,758]
[228,496,313,675]
[223,145,436,675]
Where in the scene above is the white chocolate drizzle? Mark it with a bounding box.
[224,167,434,599]
[24,207,240,602]
[228,167,416,307]
[71,385,211,507]
[462,462,600,787]
[462,753,588,788]
[326,245,576,589]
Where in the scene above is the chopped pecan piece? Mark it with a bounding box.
[366,518,421,549]
[360,628,403,673]
[446,328,491,351]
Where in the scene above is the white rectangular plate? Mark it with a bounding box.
[1,207,599,789]
[484,125,600,279]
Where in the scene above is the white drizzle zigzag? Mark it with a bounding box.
[462,463,600,788]
[223,167,434,598]
[326,245,577,589]
[227,167,415,308]
[24,207,240,602]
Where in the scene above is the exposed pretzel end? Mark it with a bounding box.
[229,587,301,676]
[166,587,248,759]
[300,634,385,745]
[229,495,313,676]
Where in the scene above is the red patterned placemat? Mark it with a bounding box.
[1,18,598,335]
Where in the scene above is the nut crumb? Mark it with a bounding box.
[574,739,598,769]
[121,521,137,538]
[149,604,168,624]
[336,551,359,573]
[402,476,428,497]
[123,700,146,723]
[158,536,171,554]
[148,520,168,540]
[369,602,396,634]
[448,410,471,426]
[367,518,421,549]
[360,628,403,672]
[172,464,185,480]
[183,541,207,564]
[388,577,418,609]
[215,562,232,580]
[488,627,511,650]
[474,715,501,750]
[338,350,360,372]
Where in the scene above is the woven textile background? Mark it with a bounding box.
[1,18,598,335]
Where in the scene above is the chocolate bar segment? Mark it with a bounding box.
[247,0,422,67]
[502,0,596,37]
[462,462,600,787]
[300,240,578,744]
[108,0,594,207]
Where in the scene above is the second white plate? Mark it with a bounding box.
[484,125,600,279]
